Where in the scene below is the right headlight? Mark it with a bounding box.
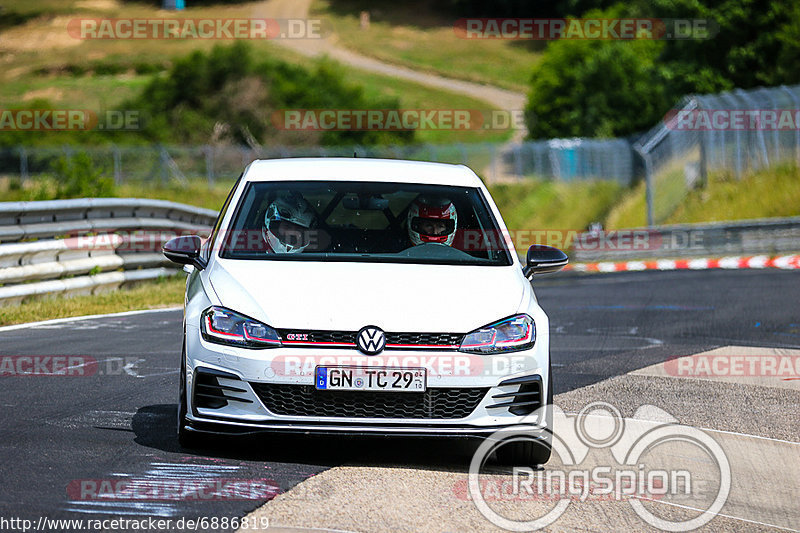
[201,306,281,349]
[459,314,535,354]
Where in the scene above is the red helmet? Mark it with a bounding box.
[407,196,458,246]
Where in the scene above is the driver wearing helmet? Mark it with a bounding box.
[262,193,318,253]
[407,196,458,247]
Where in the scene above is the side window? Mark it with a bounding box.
[204,173,242,261]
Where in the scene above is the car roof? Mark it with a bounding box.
[242,157,483,187]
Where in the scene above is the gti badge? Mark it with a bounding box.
[356,326,385,355]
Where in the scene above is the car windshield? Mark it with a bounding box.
[219,181,512,266]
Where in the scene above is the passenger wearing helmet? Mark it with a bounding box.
[262,193,318,253]
[407,196,458,247]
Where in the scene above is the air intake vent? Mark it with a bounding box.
[193,368,252,410]
[486,375,542,416]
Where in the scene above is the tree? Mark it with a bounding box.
[525,30,668,138]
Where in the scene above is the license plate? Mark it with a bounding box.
[315,366,426,392]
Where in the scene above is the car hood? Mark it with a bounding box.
[207,259,526,333]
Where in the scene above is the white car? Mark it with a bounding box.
[164,158,567,464]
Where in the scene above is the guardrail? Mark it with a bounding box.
[0,198,216,305]
[2,198,798,303]
[571,216,800,262]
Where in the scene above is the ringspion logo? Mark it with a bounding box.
[468,402,731,531]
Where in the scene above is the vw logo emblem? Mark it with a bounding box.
[356,326,385,355]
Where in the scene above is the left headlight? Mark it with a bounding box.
[459,314,535,354]
[201,306,282,349]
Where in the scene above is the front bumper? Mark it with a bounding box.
[184,323,551,437]
[184,418,549,440]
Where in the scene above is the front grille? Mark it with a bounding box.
[276,329,464,348]
[250,383,488,419]
[277,330,354,344]
[385,332,464,346]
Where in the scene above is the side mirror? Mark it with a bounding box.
[163,235,206,270]
[524,244,568,279]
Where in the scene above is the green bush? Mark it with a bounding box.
[51,153,115,199]
[0,8,41,31]
[525,9,669,139]
[637,0,800,94]
[524,1,800,139]
[131,42,412,146]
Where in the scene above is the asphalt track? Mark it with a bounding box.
[0,269,797,532]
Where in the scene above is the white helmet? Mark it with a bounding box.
[263,193,318,254]
[407,196,458,247]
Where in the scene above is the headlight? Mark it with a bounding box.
[459,314,535,354]
[201,307,281,348]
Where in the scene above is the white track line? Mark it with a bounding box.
[561,411,799,445]
[0,307,182,333]
[631,495,800,532]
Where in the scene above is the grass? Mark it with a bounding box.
[605,180,648,229]
[2,176,627,231]
[0,274,185,326]
[116,180,233,210]
[1,0,80,15]
[606,162,800,228]
[312,0,541,92]
[0,75,151,111]
[0,176,234,210]
[667,163,800,223]
[0,1,510,145]
[487,179,625,251]
[343,69,512,144]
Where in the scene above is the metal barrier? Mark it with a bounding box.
[0,198,216,305]
[572,216,800,262]
[2,199,798,301]
[634,84,800,226]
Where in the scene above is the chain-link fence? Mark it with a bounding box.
[0,139,637,187]
[634,84,800,225]
[495,138,635,184]
[2,84,798,226]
